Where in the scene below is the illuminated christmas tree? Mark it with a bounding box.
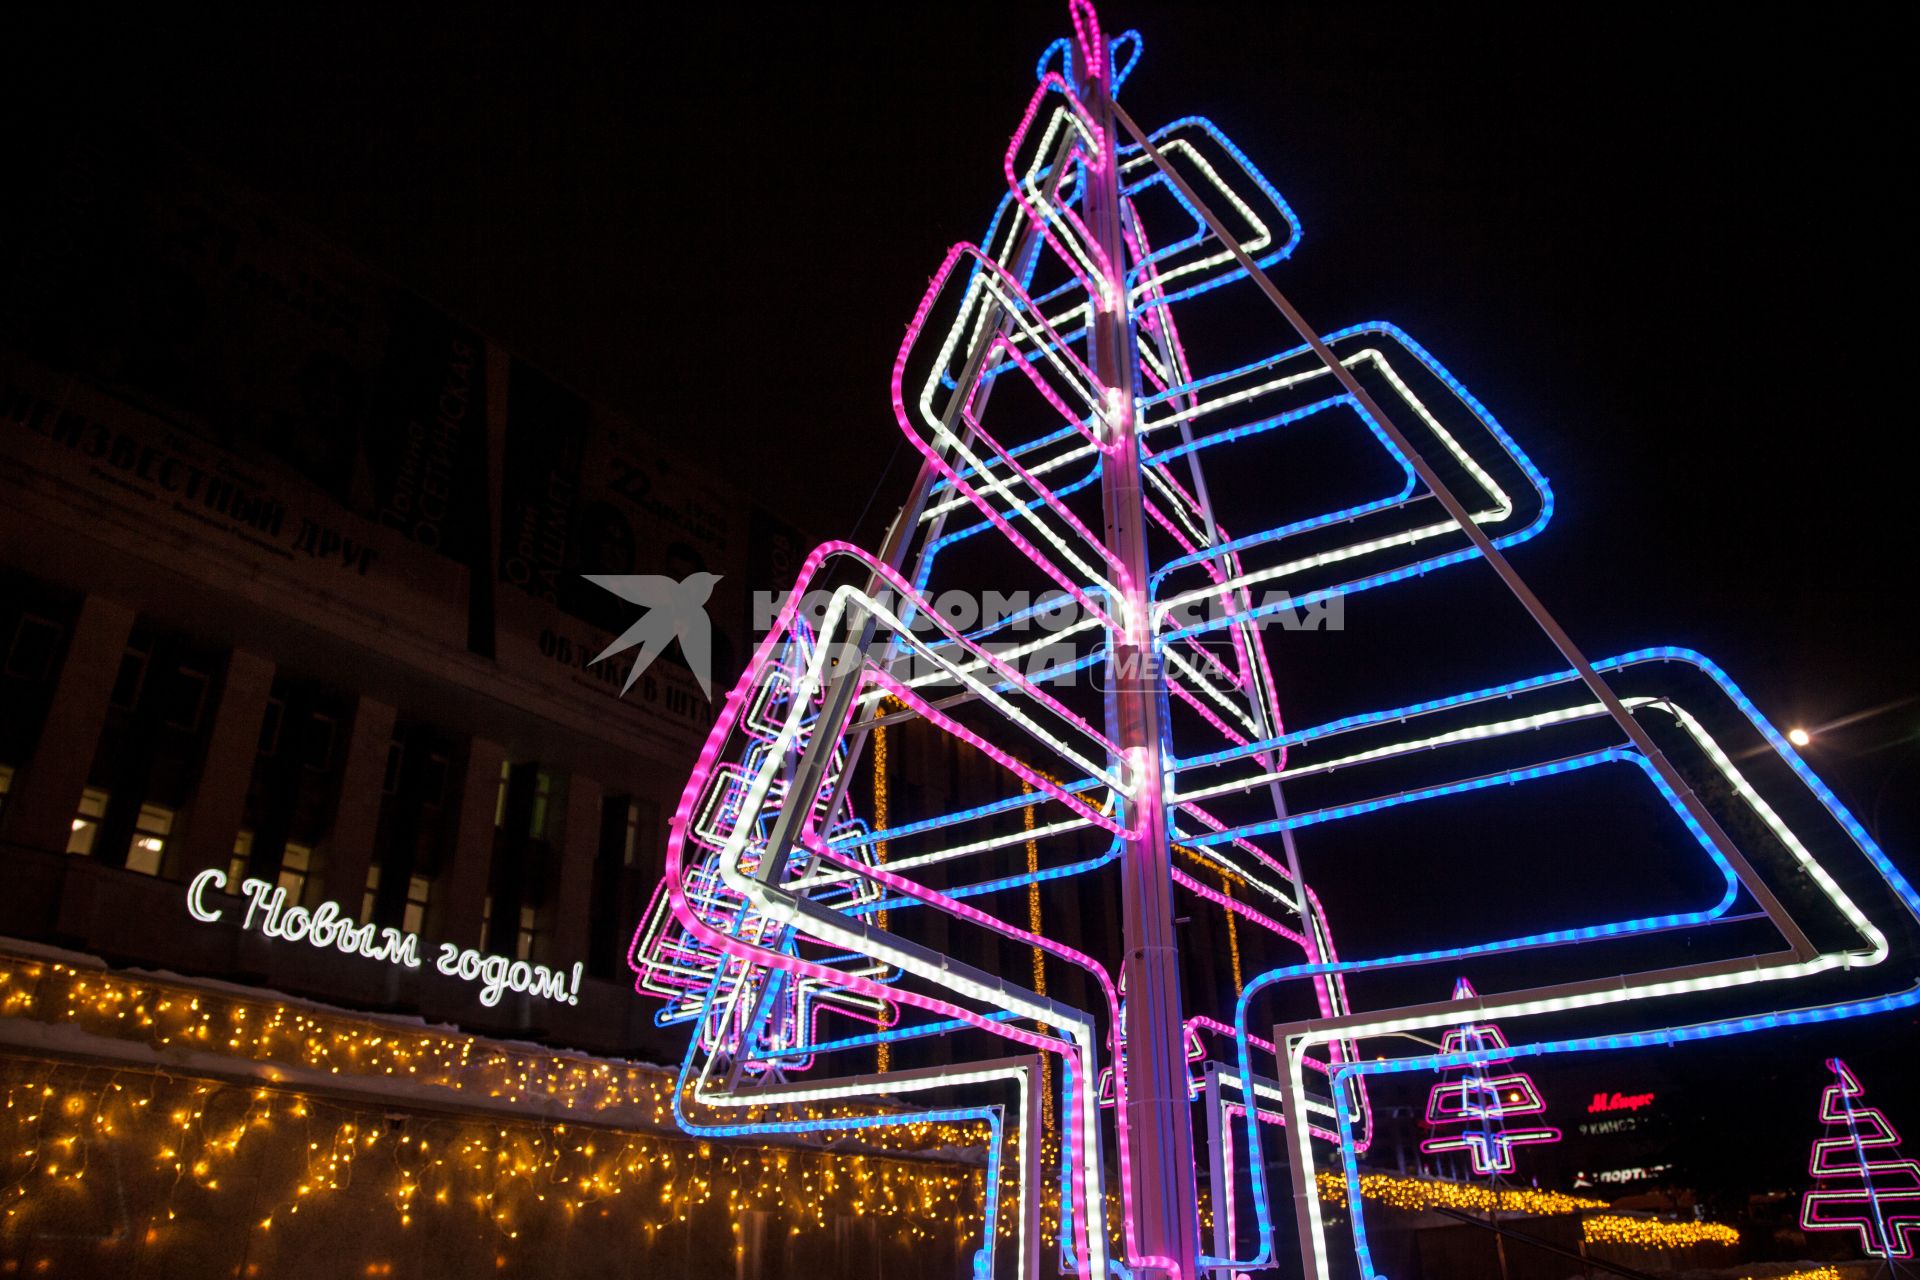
[616,4,1920,1278]
[1801,1057,1920,1260]
[1419,978,1558,1177]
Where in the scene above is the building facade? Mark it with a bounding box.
[0,118,806,1062]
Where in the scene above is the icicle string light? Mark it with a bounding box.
[0,1056,989,1269]
[0,955,977,1160]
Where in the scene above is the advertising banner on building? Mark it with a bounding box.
[494,360,741,757]
[2,117,813,769]
[0,352,470,646]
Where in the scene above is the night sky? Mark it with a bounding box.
[9,0,1916,1203]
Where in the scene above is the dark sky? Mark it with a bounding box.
[56,1,1898,856]
[9,0,1917,1196]
[14,3,1906,755]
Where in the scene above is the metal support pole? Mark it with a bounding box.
[1085,66,1202,1280]
[1020,1053,1047,1280]
[1203,1065,1233,1277]
[1275,1035,1325,1275]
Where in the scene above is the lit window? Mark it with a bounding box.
[623,801,641,867]
[66,788,110,855]
[529,771,554,839]
[481,894,493,939]
[404,876,431,935]
[493,760,511,828]
[278,843,312,903]
[360,863,429,931]
[229,830,253,885]
[124,803,175,876]
[516,906,539,961]
[0,763,13,818]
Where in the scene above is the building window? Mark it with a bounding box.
[529,770,554,840]
[516,905,540,962]
[481,894,493,941]
[124,803,175,876]
[164,667,211,732]
[360,864,428,929]
[277,843,313,903]
[110,647,149,711]
[0,764,13,818]
[257,699,284,756]
[66,788,110,855]
[419,752,449,809]
[622,800,642,867]
[493,759,511,827]
[303,713,337,771]
[404,876,431,935]
[229,830,253,885]
[4,615,62,682]
[382,740,404,795]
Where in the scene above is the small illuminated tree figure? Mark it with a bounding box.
[1419,978,1559,1177]
[1801,1057,1920,1265]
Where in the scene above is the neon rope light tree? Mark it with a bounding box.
[1801,1057,1920,1265]
[1418,978,1558,1178]
[624,5,1920,1277]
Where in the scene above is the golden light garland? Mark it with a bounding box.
[1581,1213,1740,1249]
[1744,1268,1842,1280]
[1220,880,1243,995]
[1314,1170,1607,1218]
[0,1057,985,1271]
[1019,781,1048,1002]
[1020,777,1055,1132]
[861,722,1064,1134]
[2,949,1775,1271]
[0,957,974,1161]
[871,714,891,1075]
[1313,1172,1747,1260]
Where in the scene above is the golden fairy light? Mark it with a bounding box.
[0,954,995,1264]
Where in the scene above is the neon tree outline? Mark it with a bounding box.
[1801,1057,1920,1260]
[1418,978,1559,1177]
[618,7,1920,1279]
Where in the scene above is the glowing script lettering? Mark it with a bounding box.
[184,868,581,1008]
